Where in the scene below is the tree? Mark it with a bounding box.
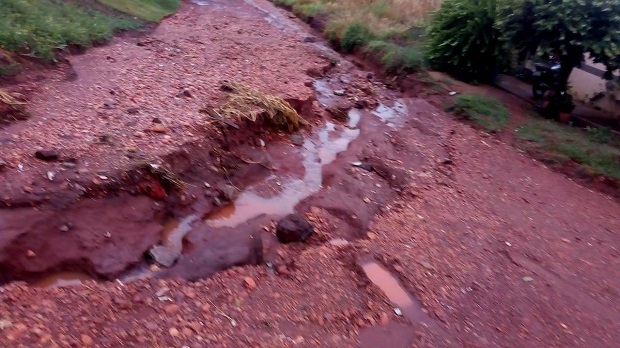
[501,0,620,90]
[426,0,507,82]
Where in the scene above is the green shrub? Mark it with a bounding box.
[426,0,507,81]
[340,22,373,52]
[366,40,424,72]
[446,94,509,132]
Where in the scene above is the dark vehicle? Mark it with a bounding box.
[532,60,561,107]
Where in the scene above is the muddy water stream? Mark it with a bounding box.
[208,120,360,227]
[29,78,410,286]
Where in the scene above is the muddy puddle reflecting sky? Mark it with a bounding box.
[208,118,360,228]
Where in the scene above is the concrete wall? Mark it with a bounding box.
[568,56,620,116]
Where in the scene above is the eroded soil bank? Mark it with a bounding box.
[0,0,619,347]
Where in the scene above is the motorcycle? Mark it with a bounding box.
[532,59,561,110]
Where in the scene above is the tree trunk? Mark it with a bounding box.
[558,56,575,92]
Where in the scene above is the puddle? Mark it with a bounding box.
[359,258,433,325]
[209,117,360,228]
[31,272,94,288]
[204,203,236,220]
[313,80,337,106]
[372,100,408,127]
[161,215,199,253]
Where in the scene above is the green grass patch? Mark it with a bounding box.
[273,0,329,21]
[271,0,439,73]
[445,94,509,132]
[0,0,141,60]
[516,120,620,180]
[96,0,180,22]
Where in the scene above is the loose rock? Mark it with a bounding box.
[326,103,352,122]
[103,100,116,108]
[169,328,180,337]
[81,334,93,346]
[35,150,59,162]
[149,246,179,267]
[333,89,346,96]
[290,132,304,146]
[217,184,239,202]
[150,124,166,133]
[276,214,315,243]
[354,99,368,109]
[244,277,256,290]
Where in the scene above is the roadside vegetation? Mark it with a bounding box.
[97,0,180,22]
[272,0,440,73]
[445,94,509,133]
[0,0,180,62]
[516,120,620,180]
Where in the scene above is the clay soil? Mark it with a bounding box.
[0,0,619,347]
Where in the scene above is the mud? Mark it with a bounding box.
[1,0,619,347]
[0,34,427,286]
[358,258,431,325]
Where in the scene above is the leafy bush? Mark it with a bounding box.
[426,0,506,81]
[445,94,509,132]
[340,22,373,52]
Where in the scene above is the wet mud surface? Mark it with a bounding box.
[0,0,619,347]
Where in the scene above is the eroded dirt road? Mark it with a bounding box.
[0,0,619,347]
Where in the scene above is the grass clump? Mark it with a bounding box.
[272,0,440,72]
[365,40,424,73]
[445,94,509,132]
[0,0,140,60]
[96,0,180,22]
[339,22,373,52]
[516,120,620,180]
[211,82,309,132]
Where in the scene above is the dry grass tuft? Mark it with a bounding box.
[0,88,28,123]
[0,89,26,107]
[213,81,308,132]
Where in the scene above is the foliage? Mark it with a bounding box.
[365,40,424,72]
[445,93,509,132]
[0,0,140,60]
[501,0,620,88]
[97,0,181,22]
[340,22,373,52]
[273,0,329,20]
[516,119,620,179]
[426,0,506,81]
[271,0,439,72]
